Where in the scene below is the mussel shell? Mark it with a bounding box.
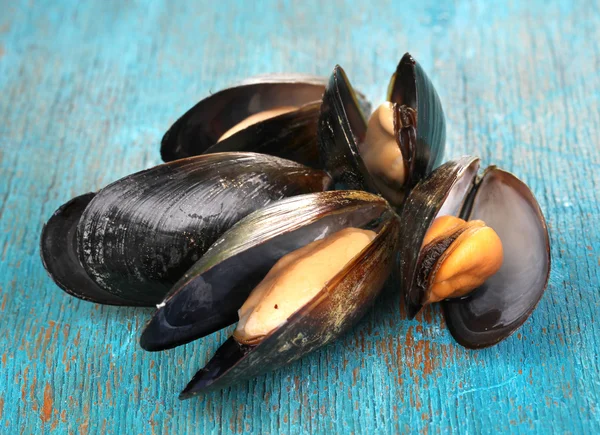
[161,74,372,166]
[397,157,550,348]
[140,190,390,351]
[203,101,322,168]
[442,167,551,348]
[41,153,330,306]
[318,53,446,207]
[397,156,480,318]
[179,214,400,397]
[161,74,326,162]
[40,193,146,306]
[386,53,446,190]
[318,65,373,192]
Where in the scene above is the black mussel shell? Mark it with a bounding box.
[318,66,373,192]
[178,205,399,397]
[387,53,446,190]
[140,190,391,351]
[318,53,446,207]
[161,74,371,168]
[397,156,550,348]
[40,153,331,306]
[203,101,322,168]
[40,193,146,306]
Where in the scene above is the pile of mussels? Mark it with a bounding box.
[41,53,550,399]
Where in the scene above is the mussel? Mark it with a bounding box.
[138,190,399,396]
[41,152,331,306]
[397,157,551,348]
[318,53,446,207]
[160,74,371,168]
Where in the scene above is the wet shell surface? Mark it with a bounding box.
[40,152,331,306]
[141,190,394,351]
[161,74,371,168]
[38,52,553,400]
[318,53,446,207]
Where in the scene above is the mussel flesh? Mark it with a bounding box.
[416,215,503,304]
[41,152,331,306]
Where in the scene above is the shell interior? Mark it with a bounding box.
[436,162,479,218]
[443,168,551,348]
[387,53,417,109]
[203,101,322,168]
[318,65,374,192]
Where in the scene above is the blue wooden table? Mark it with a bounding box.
[1,1,599,433]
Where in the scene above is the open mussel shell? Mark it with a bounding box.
[202,101,322,168]
[318,66,373,192]
[397,157,550,348]
[161,74,372,168]
[40,152,331,306]
[442,167,550,348]
[140,190,393,351]
[318,53,446,207]
[397,156,481,318]
[170,193,399,397]
[387,53,446,189]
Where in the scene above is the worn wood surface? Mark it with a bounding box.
[1,1,599,433]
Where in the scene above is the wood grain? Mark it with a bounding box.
[1,0,598,433]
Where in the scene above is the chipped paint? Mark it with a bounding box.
[40,384,52,423]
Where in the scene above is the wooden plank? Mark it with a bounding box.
[0,0,598,433]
